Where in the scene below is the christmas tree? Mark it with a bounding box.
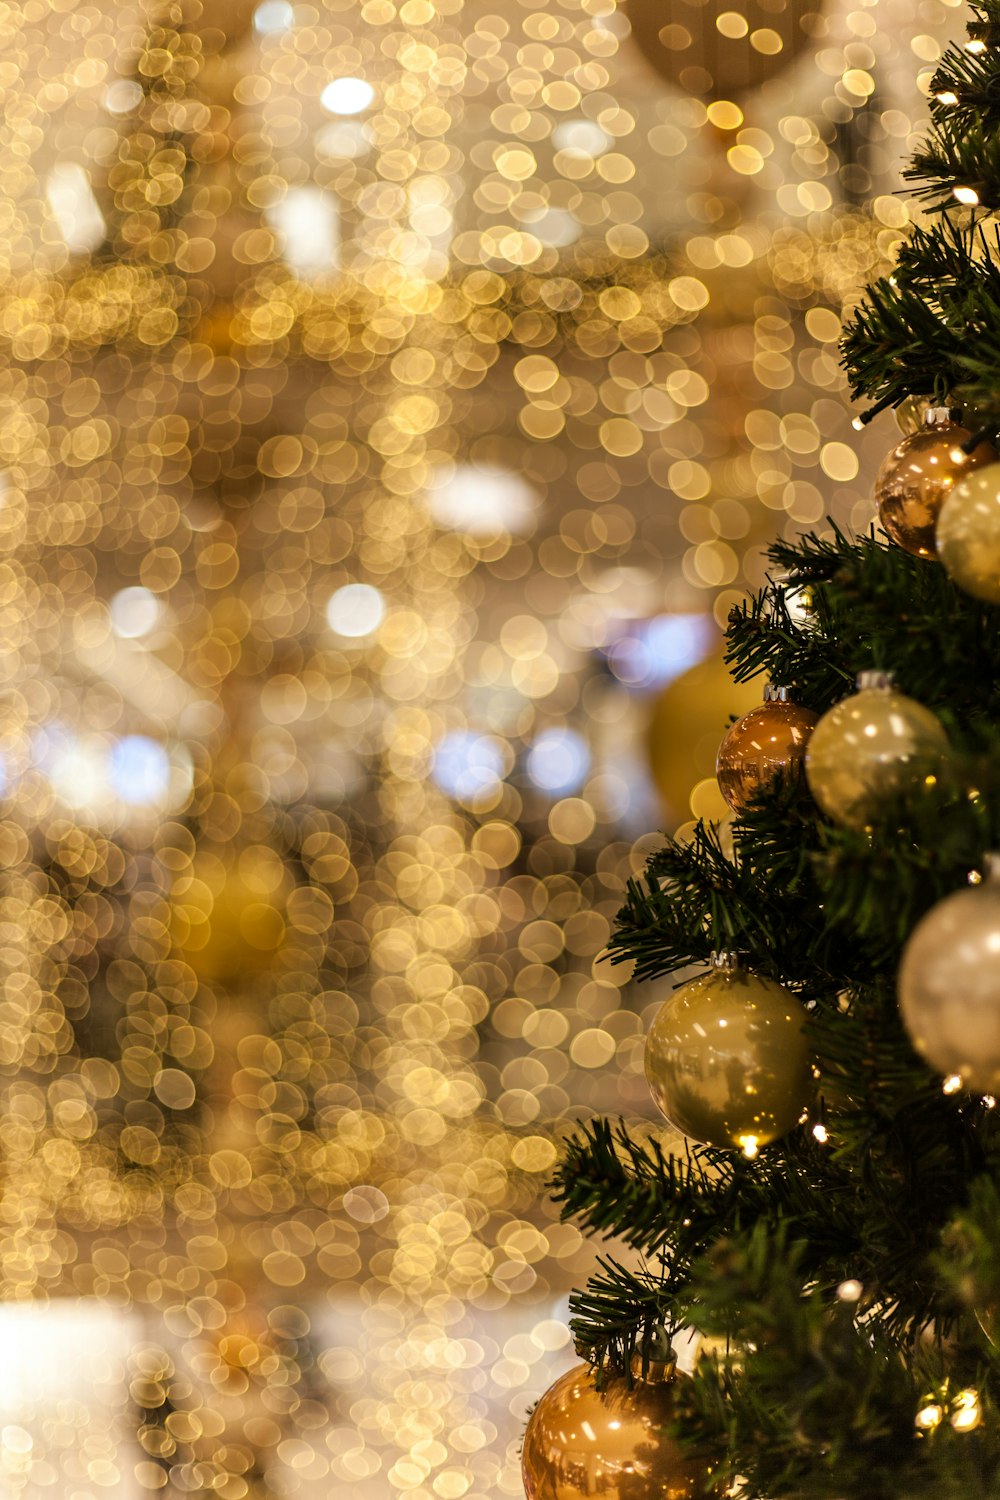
[525,3,1000,1497]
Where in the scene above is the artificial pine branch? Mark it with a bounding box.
[546,6,1000,1493]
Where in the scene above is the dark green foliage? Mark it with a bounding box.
[546,9,1000,1493]
[549,522,1000,1496]
[842,0,1000,420]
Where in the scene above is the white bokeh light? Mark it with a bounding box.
[552,119,611,155]
[427,464,540,537]
[525,729,591,796]
[266,187,340,280]
[45,164,106,254]
[432,732,506,801]
[108,736,171,806]
[533,208,582,248]
[103,80,143,115]
[109,586,161,639]
[321,77,376,115]
[326,583,386,638]
[316,121,373,161]
[253,0,294,32]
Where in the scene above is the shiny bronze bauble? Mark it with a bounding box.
[716,684,817,813]
[522,1359,716,1500]
[644,954,811,1154]
[647,648,760,828]
[874,408,997,559]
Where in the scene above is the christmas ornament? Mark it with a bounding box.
[873,407,997,559]
[172,844,289,984]
[522,1356,715,1500]
[936,462,1000,603]
[644,951,811,1154]
[804,671,948,829]
[627,0,814,102]
[899,856,1000,1092]
[716,684,818,813]
[647,647,760,829]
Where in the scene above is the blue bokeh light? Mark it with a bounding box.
[108,736,171,805]
[432,731,505,801]
[606,613,715,691]
[525,728,591,796]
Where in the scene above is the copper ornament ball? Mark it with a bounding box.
[874,409,997,560]
[716,686,818,813]
[522,1359,716,1500]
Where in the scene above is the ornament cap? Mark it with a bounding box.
[856,669,894,692]
[709,949,745,972]
[922,405,963,427]
[629,1352,677,1386]
[764,683,792,703]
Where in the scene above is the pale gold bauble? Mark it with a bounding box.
[172,845,289,985]
[899,863,1000,1092]
[522,1359,716,1500]
[644,954,811,1153]
[874,408,997,560]
[804,671,948,829]
[936,462,1000,603]
[716,684,818,813]
[647,650,760,829]
[627,0,817,101]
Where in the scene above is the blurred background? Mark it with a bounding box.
[0,0,961,1494]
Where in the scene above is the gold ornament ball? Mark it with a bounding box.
[522,1360,716,1500]
[647,649,760,828]
[173,845,289,985]
[873,410,997,560]
[644,958,811,1153]
[804,673,948,829]
[936,462,1000,603]
[898,869,1000,1092]
[716,686,818,813]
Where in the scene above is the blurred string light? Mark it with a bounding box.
[606,614,717,690]
[526,729,592,796]
[432,730,507,801]
[254,0,295,34]
[326,583,386,637]
[109,586,161,639]
[320,76,376,115]
[426,464,541,537]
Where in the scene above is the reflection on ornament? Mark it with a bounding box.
[805,671,948,828]
[899,858,1000,1092]
[522,1358,716,1500]
[647,648,760,829]
[874,408,997,560]
[716,684,818,813]
[172,845,289,985]
[627,0,816,101]
[936,462,1000,603]
[644,952,811,1152]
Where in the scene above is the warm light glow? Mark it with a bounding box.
[266,186,340,279]
[325,583,386,637]
[321,76,376,115]
[45,163,106,254]
[951,1390,982,1432]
